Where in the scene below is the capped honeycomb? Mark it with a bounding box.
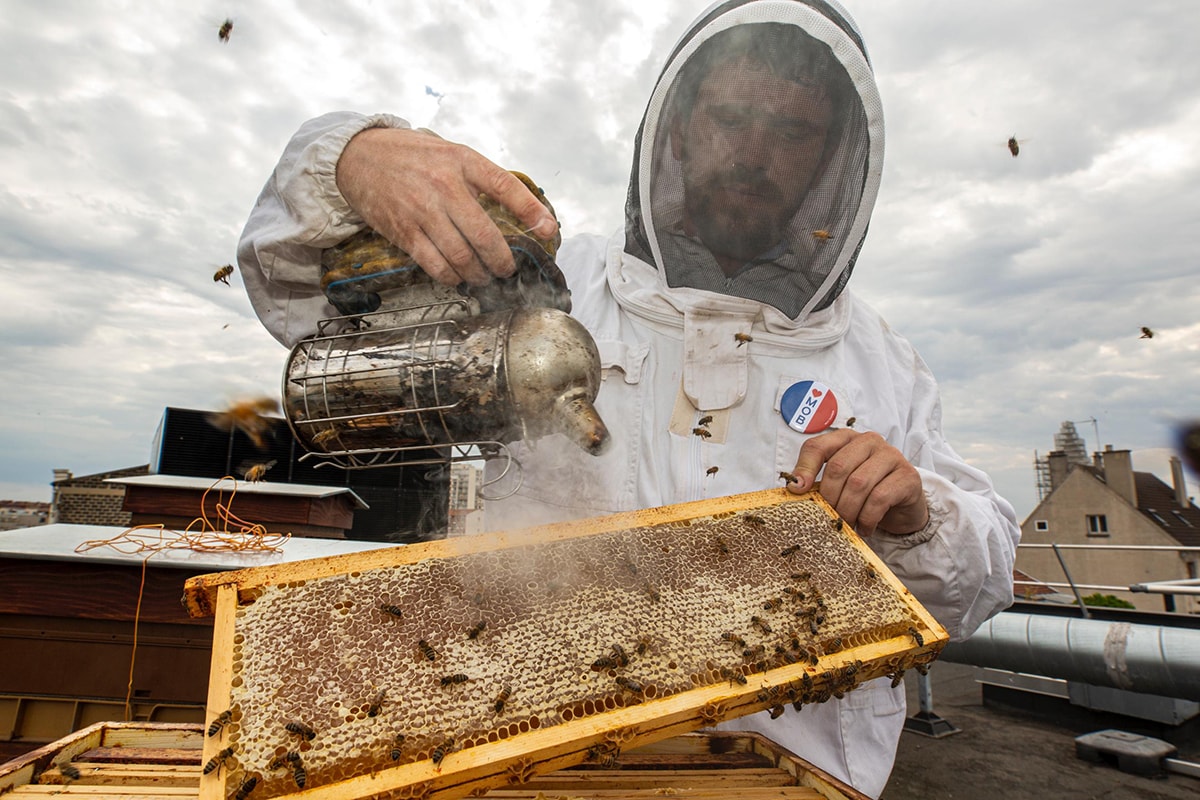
[187,489,944,800]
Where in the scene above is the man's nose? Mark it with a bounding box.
[732,123,773,170]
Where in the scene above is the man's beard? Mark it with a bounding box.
[683,166,790,261]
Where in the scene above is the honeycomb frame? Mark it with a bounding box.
[184,488,946,800]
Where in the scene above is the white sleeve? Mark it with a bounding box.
[237,111,412,346]
[868,351,1022,643]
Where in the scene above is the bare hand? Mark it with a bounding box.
[335,127,559,286]
[785,430,928,536]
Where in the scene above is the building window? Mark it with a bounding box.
[1034,520,1049,532]
[1086,514,1108,536]
[1171,510,1193,528]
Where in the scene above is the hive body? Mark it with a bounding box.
[185,489,945,800]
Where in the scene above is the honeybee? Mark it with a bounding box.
[239,459,276,483]
[431,737,455,767]
[791,571,812,582]
[213,264,234,285]
[692,427,712,438]
[235,776,257,800]
[743,644,766,660]
[890,669,906,688]
[635,634,654,656]
[778,471,798,485]
[218,18,234,42]
[809,618,820,637]
[1140,326,1154,339]
[390,734,407,760]
[846,416,856,428]
[592,656,618,671]
[611,644,630,667]
[207,709,232,737]
[706,466,719,477]
[380,604,404,619]
[742,513,765,526]
[202,747,234,775]
[60,764,81,781]
[720,666,747,686]
[311,428,339,447]
[863,566,877,581]
[206,397,280,450]
[831,517,844,532]
[367,689,386,716]
[768,705,786,719]
[467,620,487,639]
[697,415,714,426]
[751,616,772,634]
[762,597,783,611]
[734,332,753,346]
[288,754,306,789]
[784,587,806,601]
[779,545,800,558]
[714,535,730,554]
[494,686,512,714]
[643,580,661,602]
[908,627,925,647]
[615,676,644,693]
[285,721,316,741]
[417,639,437,661]
[1007,136,1020,157]
[439,674,470,687]
[720,632,747,648]
[811,229,833,240]
[825,637,844,654]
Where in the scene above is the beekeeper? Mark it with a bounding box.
[238,1,1020,795]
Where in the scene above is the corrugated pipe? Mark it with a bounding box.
[939,611,1200,701]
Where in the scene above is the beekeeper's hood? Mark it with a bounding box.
[624,0,882,324]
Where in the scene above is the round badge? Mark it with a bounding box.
[780,380,838,434]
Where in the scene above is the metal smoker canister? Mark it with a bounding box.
[284,306,609,464]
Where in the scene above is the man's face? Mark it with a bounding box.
[674,56,834,263]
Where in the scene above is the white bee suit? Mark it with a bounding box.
[237,2,1020,796]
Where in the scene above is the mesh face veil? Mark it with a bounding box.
[624,1,882,323]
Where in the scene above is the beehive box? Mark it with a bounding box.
[182,488,945,800]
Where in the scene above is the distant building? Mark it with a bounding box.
[447,462,485,537]
[50,465,150,526]
[0,500,51,531]
[1019,442,1200,613]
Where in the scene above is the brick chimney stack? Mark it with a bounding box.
[1100,445,1137,507]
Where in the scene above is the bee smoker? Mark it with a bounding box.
[281,174,610,474]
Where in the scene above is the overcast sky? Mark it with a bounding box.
[2,0,1198,521]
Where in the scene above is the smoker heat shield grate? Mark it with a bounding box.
[183,488,945,800]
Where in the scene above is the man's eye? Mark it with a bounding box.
[777,124,819,142]
[712,112,747,130]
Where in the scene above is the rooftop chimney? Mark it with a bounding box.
[1047,451,1071,491]
[1170,456,1190,508]
[1100,445,1137,507]
[52,469,72,484]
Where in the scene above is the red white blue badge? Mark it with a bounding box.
[780,380,838,434]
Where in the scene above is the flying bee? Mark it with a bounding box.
[734,332,753,347]
[439,674,470,687]
[235,776,257,800]
[811,229,833,240]
[706,466,719,477]
[203,747,234,775]
[213,264,234,285]
[311,428,339,447]
[207,709,232,737]
[846,416,856,428]
[239,459,276,483]
[762,597,783,611]
[206,396,280,450]
[720,632,747,649]
[611,644,630,667]
[417,639,437,661]
[390,734,407,760]
[1007,135,1020,157]
[780,545,800,558]
[1140,326,1154,339]
[720,666,747,686]
[778,471,798,485]
[466,620,487,639]
[615,676,644,693]
[908,627,925,647]
[431,737,455,767]
[367,689,386,716]
[751,616,772,634]
[60,764,81,781]
[493,686,512,714]
[379,603,404,619]
[692,427,712,438]
[698,415,714,426]
[218,19,234,42]
[285,721,316,741]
